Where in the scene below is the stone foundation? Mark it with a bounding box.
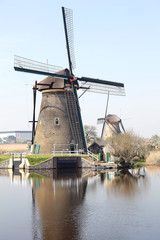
[0,159,10,169]
[27,158,54,170]
[26,156,93,170]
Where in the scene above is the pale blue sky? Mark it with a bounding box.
[0,0,160,138]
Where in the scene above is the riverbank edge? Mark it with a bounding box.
[0,156,118,170]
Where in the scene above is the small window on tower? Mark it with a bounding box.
[55,118,60,125]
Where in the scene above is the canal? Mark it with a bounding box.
[0,167,160,240]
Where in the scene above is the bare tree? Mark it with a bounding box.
[107,131,148,167]
[84,125,97,143]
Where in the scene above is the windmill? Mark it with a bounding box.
[14,7,125,154]
[97,96,125,139]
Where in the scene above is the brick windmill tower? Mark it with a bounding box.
[14,7,125,154]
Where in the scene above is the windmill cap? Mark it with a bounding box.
[105,114,121,123]
[37,69,70,91]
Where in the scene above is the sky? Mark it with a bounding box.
[0,0,160,138]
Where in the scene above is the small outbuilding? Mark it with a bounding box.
[88,140,116,162]
[88,140,106,154]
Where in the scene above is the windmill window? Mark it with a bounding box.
[55,118,60,125]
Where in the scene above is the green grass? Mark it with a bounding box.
[0,155,11,162]
[26,154,91,166]
[130,158,146,167]
[26,155,52,165]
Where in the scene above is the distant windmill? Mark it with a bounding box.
[14,7,125,154]
[97,95,125,139]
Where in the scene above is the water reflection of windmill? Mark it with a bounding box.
[14,7,125,154]
[31,172,88,240]
[97,93,125,139]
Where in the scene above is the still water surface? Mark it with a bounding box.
[0,167,160,240]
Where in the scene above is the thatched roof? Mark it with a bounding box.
[37,69,70,91]
[105,114,121,123]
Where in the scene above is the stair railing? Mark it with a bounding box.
[11,153,26,163]
[87,150,99,162]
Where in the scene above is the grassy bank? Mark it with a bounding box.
[27,153,95,166]
[27,154,90,165]
[0,155,11,162]
[26,155,52,165]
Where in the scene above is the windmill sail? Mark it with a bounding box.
[78,77,125,96]
[120,120,125,133]
[14,55,64,77]
[101,93,110,138]
[62,7,76,74]
[62,7,87,152]
[97,118,105,124]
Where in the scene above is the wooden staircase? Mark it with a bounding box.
[65,91,86,151]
